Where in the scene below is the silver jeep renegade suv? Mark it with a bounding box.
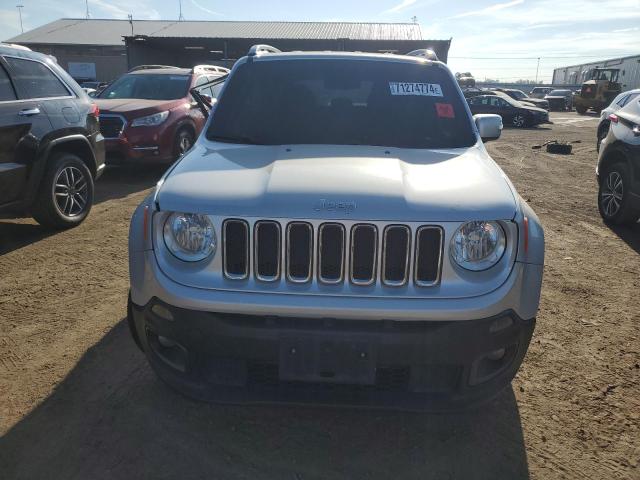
[128,46,544,410]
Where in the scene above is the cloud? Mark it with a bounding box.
[89,0,160,20]
[384,0,418,14]
[190,0,224,17]
[450,0,524,19]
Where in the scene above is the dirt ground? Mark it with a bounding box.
[0,111,638,479]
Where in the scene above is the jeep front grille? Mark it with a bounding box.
[254,221,281,281]
[222,220,443,287]
[222,219,249,280]
[286,222,313,283]
[318,223,345,284]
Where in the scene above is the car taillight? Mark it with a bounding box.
[89,103,100,118]
[608,114,618,123]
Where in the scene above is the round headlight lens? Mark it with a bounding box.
[163,212,216,262]
[451,221,506,271]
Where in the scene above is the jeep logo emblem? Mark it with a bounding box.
[313,199,356,214]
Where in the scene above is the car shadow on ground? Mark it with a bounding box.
[606,221,640,255]
[94,164,167,204]
[0,165,165,255]
[0,320,530,480]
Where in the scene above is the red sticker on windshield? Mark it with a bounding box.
[436,103,455,118]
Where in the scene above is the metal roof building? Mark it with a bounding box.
[6,18,451,82]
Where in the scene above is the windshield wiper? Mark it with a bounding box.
[208,134,265,145]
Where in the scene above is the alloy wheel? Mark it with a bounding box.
[600,171,624,218]
[512,114,525,127]
[178,134,192,155]
[53,166,88,217]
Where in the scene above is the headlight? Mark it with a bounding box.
[450,221,506,271]
[131,111,169,127]
[163,212,216,262]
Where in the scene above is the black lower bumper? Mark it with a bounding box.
[130,299,535,411]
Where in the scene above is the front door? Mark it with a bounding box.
[0,60,51,207]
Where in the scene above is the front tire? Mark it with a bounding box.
[31,152,94,229]
[174,128,195,159]
[512,113,526,128]
[575,105,587,114]
[598,163,640,225]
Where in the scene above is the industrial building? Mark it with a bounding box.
[6,18,451,83]
[552,54,640,91]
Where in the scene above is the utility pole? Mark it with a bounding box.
[411,16,418,23]
[535,57,541,84]
[178,0,185,21]
[128,14,134,36]
[85,0,90,19]
[16,5,24,33]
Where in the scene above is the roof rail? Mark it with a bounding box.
[406,49,439,61]
[128,65,181,73]
[192,65,230,74]
[248,44,281,56]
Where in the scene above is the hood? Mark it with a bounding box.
[95,98,184,118]
[523,105,548,114]
[545,95,569,100]
[156,143,518,222]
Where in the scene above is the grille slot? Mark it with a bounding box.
[254,221,281,281]
[318,223,345,284]
[350,224,377,285]
[98,115,125,138]
[382,225,411,286]
[286,222,313,283]
[222,220,249,280]
[414,226,443,286]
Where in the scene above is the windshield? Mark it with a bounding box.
[549,90,571,96]
[510,90,527,100]
[207,59,476,149]
[99,73,190,100]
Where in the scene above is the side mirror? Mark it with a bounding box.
[474,114,502,142]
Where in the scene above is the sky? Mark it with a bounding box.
[1,0,639,82]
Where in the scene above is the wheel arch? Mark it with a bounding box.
[24,135,97,208]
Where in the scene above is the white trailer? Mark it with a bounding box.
[552,54,640,91]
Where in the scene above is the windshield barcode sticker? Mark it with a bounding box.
[389,82,443,97]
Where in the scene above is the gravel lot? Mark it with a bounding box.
[0,111,638,479]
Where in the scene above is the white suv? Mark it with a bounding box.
[127,46,544,410]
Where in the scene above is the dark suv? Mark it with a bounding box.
[95,65,228,165]
[0,44,105,229]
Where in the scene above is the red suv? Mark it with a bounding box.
[95,65,228,164]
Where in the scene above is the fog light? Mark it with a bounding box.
[151,304,174,321]
[486,348,506,361]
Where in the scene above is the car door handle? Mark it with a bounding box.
[19,108,41,116]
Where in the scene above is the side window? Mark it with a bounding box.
[616,94,629,107]
[489,96,502,107]
[4,57,70,99]
[194,75,211,97]
[620,93,639,107]
[0,63,17,101]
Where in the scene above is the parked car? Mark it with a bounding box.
[597,95,640,225]
[596,89,640,151]
[0,43,105,228]
[544,89,573,111]
[127,45,544,410]
[494,88,549,110]
[467,94,549,128]
[95,64,228,165]
[530,87,553,99]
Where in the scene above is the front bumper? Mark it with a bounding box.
[130,299,535,410]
